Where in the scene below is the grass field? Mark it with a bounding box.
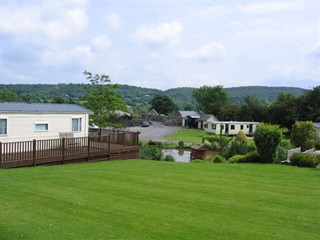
[0,161,319,240]
[164,129,206,143]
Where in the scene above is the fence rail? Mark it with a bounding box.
[0,131,139,169]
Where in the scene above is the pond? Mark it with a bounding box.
[162,149,191,162]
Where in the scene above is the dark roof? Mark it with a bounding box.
[178,111,199,118]
[0,102,93,114]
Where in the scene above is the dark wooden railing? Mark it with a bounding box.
[0,131,139,169]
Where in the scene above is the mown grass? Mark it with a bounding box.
[164,129,206,143]
[0,161,319,240]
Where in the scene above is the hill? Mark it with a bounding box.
[0,84,305,114]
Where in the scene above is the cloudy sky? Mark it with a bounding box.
[1,0,319,90]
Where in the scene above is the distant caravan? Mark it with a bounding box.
[204,120,260,136]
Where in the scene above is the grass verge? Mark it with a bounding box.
[164,129,206,143]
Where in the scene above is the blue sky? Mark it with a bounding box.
[1,0,319,90]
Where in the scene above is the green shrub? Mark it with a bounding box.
[254,123,282,163]
[241,151,261,163]
[223,139,249,159]
[212,155,226,163]
[147,140,162,147]
[203,134,231,153]
[228,155,245,163]
[274,140,292,164]
[290,153,319,168]
[291,121,317,151]
[235,131,248,143]
[178,141,184,147]
[314,138,320,150]
[163,154,175,162]
[140,146,163,160]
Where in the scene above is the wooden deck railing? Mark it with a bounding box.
[0,131,139,169]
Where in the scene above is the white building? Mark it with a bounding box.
[0,102,93,143]
[204,119,260,136]
[314,122,320,138]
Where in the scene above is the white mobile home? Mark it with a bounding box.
[0,102,93,143]
[204,120,260,136]
[314,122,320,138]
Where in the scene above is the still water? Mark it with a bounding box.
[162,149,191,162]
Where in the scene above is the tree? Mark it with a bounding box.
[150,94,178,115]
[238,96,268,122]
[254,123,282,163]
[0,90,18,102]
[291,121,317,151]
[82,71,128,129]
[51,96,66,103]
[296,86,320,122]
[192,85,229,115]
[268,93,298,129]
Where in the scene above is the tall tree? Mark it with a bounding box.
[192,85,229,114]
[238,96,268,122]
[150,94,178,115]
[297,86,320,122]
[0,90,18,102]
[82,71,127,129]
[269,93,298,129]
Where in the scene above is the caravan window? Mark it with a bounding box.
[240,125,244,130]
[72,118,82,132]
[35,123,49,132]
[231,125,235,130]
[211,124,216,130]
[0,119,7,135]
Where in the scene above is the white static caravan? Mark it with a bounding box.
[0,102,93,143]
[204,120,260,136]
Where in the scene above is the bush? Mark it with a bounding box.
[241,151,261,163]
[203,134,231,153]
[147,140,162,147]
[254,123,282,163]
[274,140,292,164]
[290,153,320,168]
[163,154,175,162]
[178,141,184,147]
[140,146,163,160]
[212,155,226,163]
[235,131,248,143]
[291,121,317,151]
[223,139,249,159]
[228,155,245,163]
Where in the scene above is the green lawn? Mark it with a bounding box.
[0,161,319,240]
[164,129,206,143]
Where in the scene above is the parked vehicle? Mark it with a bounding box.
[142,120,149,127]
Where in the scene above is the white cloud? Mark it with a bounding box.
[42,45,93,66]
[106,13,122,30]
[2,3,89,42]
[178,42,226,62]
[91,35,112,50]
[132,21,183,47]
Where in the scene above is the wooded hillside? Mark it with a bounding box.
[0,84,305,115]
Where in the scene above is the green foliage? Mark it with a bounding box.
[238,96,269,122]
[235,130,248,143]
[140,146,163,160]
[163,154,175,162]
[0,89,18,102]
[291,121,317,151]
[191,159,206,163]
[223,139,250,159]
[150,94,178,115]
[274,140,292,163]
[290,153,320,168]
[82,71,128,129]
[192,85,229,114]
[212,155,226,163]
[203,134,231,153]
[254,123,282,163]
[228,154,245,163]
[242,151,261,163]
[178,141,184,147]
[297,86,320,122]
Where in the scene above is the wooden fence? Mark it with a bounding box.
[0,131,140,169]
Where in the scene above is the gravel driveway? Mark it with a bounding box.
[126,121,182,141]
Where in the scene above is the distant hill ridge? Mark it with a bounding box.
[0,84,305,113]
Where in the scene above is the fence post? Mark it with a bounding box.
[0,142,2,168]
[62,137,65,163]
[108,135,111,159]
[87,136,90,162]
[33,139,36,166]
